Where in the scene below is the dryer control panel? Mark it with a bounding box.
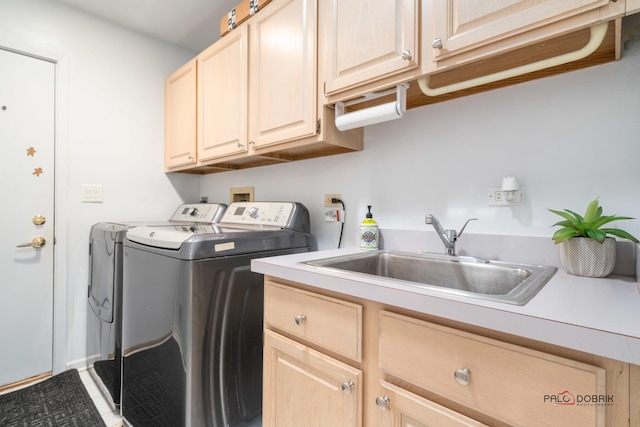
[221,202,295,227]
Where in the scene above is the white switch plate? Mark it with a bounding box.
[488,186,525,206]
[81,184,103,203]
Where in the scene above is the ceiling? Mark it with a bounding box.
[48,0,239,52]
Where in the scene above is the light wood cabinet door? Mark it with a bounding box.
[376,380,487,427]
[263,330,362,427]
[248,0,317,150]
[197,26,248,162]
[165,59,197,170]
[430,0,614,62]
[325,0,419,95]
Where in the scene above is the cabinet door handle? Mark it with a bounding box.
[294,314,306,325]
[401,49,412,60]
[375,396,390,411]
[432,38,443,49]
[237,141,245,148]
[454,368,471,386]
[341,380,355,395]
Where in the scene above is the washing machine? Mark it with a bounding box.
[86,202,227,410]
[121,201,311,427]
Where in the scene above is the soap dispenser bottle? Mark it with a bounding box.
[360,205,379,250]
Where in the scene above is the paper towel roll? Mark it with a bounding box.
[335,101,403,131]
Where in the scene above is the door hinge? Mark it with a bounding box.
[316,118,321,134]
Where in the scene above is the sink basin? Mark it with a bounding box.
[301,250,557,305]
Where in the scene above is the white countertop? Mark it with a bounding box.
[252,248,640,365]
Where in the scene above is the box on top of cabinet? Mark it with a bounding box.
[220,0,273,37]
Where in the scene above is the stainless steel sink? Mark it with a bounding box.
[301,250,557,305]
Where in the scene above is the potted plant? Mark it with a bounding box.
[549,198,639,277]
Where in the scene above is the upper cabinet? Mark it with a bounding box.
[248,0,317,149]
[322,0,625,104]
[198,26,248,163]
[166,0,632,173]
[324,0,419,97]
[164,59,197,171]
[426,0,625,70]
[165,0,363,175]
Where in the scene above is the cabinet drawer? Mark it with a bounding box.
[379,311,606,427]
[264,281,362,361]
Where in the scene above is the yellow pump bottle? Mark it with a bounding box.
[359,205,379,250]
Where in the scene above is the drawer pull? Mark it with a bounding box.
[294,314,306,325]
[341,380,355,395]
[454,368,471,386]
[375,396,390,411]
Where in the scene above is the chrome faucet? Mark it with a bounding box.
[425,214,478,256]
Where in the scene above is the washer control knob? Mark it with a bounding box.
[248,207,260,218]
[188,207,198,216]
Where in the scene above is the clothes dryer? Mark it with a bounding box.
[86,203,226,410]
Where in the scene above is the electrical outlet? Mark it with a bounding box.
[324,194,342,207]
[488,186,525,206]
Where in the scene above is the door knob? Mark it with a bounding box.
[17,236,46,248]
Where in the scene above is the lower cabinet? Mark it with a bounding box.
[263,278,634,427]
[263,330,362,426]
[376,380,486,427]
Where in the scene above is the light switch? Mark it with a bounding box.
[81,184,103,203]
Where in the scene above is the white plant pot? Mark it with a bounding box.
[559,237,616,277]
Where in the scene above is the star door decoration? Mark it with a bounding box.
[27,147,36,156]
[32,167,43,177]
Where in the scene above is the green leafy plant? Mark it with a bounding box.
[549,198,639,244]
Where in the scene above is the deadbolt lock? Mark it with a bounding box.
[33,215,46,226]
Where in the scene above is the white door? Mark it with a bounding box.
[0,48,55,386]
